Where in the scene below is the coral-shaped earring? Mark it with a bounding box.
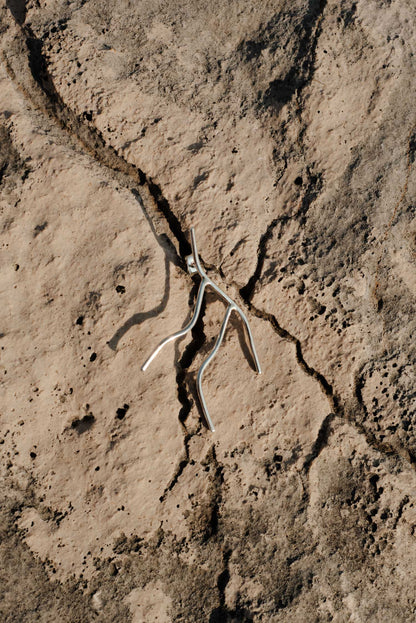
[141,227,261,432]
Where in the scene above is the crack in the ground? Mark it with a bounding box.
[302,412,336,474]
[208,545,254,623]
[240,170,323,303]
[159,284,207,502]
[2,19,190,267]
[202,445,224,542]
[232,0,416,476]
[239,0,326,303]
[239,217,282,302]
[4,11,416,480]
[202,448,254,621]
[241,297,339,412]
[245,298,416,474]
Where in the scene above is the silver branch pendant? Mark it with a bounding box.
[141,227,261,432]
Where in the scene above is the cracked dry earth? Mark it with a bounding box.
[1,0,416,621]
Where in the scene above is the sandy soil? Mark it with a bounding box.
[1,0,416,621]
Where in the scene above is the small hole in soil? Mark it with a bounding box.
[116,404,130,420]
[71,414,95,434]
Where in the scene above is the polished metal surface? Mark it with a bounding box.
[141,227,261,431]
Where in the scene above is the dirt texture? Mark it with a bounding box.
[1,0,416,621]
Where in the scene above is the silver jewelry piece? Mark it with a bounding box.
[141,227,261,432]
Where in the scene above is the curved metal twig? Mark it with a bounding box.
[197,304,234,432]
[141,278,207,371]
[189,228,261,374]
[141,226,261,431]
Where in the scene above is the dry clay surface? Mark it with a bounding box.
[1,0,416,621]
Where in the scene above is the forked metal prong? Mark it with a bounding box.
[141,279,207,371]
[233,307,262,374]
[142,227,261,431]
[197,304,234,432]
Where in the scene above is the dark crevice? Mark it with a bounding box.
[218,547,232,603]
[207,474,253,622]
[5,0,26,25]
[354,368,367,418]
[203,445,224,541]
[217,568,231,605]
[239,169,323,302]
[239,218,282,302]
[303,412,335,473]
[246,294,416,473]
[176,282,207,426]
[210,607,254,623]
[159,284,206,502]
[241,297,340,475]
[295,340,336,403]
[146,179,191,260]
[159,456,189,504]
[0,163,7,185]
[209,546,254,623]
[243,299,339,412]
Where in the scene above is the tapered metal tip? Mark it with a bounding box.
[141,359,150,372]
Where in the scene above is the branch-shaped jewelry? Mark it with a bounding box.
[141,227,261,432]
